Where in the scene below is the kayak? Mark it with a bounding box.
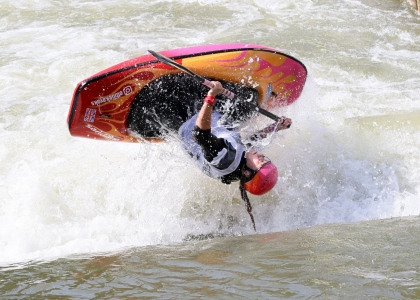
[67,44,307,143]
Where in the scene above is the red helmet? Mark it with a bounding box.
[244,162,278,195]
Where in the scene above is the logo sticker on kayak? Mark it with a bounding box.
[123,85,133,96]
[91,85,134,106]
[84,108,96,122]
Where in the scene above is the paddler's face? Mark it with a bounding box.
[245,151,267,170]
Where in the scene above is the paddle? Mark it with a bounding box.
[148,50,290,127]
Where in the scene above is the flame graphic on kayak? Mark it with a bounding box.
[210,50,303,106]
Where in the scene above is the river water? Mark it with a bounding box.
[1,0,419,298]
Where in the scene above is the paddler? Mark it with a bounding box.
[178,81,292,231]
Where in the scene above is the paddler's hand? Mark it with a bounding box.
[207,81,224,97]
[275,117,292,131]
[263,117,292,133]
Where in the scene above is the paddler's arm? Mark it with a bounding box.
[195,81,224,130]
[192,81,226,162]
[250,117,292,140]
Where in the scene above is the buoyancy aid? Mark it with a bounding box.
[179,112,246,179]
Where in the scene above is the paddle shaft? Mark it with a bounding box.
[148,50,287,124]
[201,79,286,123]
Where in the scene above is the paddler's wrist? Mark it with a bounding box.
[204,95,215,105]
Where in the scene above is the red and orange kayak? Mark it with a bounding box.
[67,44,307,143]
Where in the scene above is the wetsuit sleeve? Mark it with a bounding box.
[191,125,225,162]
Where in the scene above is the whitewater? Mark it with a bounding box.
[0,2,419,297]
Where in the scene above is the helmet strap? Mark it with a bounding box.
[243,164,257,183]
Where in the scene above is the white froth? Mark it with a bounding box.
[0,0,419,265]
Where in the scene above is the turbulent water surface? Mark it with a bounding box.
[1,0,419,298]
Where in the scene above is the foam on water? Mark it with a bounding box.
[1,0,419,265]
